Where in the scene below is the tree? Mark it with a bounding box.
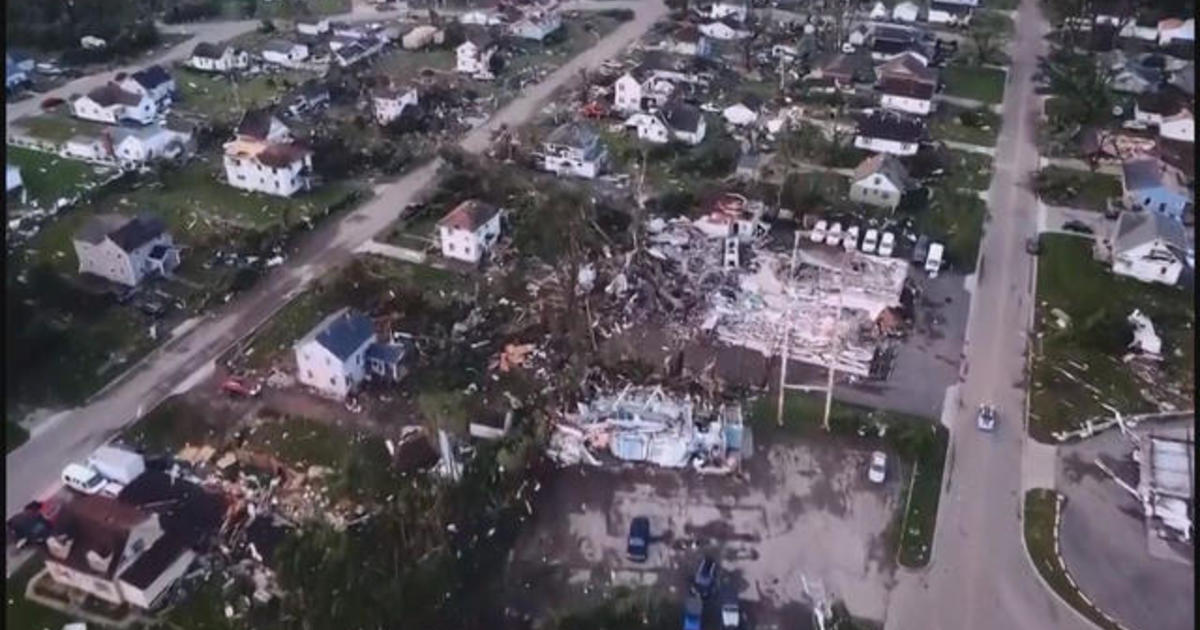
[967,11,1009,66]
[1037,49,1115,131]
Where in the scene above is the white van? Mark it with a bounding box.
[62,463,105,495]
[925,242,944,278]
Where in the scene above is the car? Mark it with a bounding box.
[977,404,997,431]
[878,231,895,257]
[824,222,843,246]
[861,228,879,254]
[720,589,741,628]
[682,594,703,630]
[810,219,828,243]
[1062,220,1093,235]
[62,463,106,495]
[220,377,262,398]
[40,96,65,109]
[843,225,860,251]
[868,451,887,483]
[911,235,930,264]
[627,516,650,562]
[692,556,719,598]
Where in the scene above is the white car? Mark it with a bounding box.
[843,225,860,251]
[868,451,887,483]
[811,219,828,243]
[977,404,997,432]
[825,222,843,246]
[861,228,879,254]
[878,231,895,257]
[61,463,105,495]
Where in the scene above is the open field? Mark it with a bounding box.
[5,146,118,210]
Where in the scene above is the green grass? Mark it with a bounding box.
[1024,490,1125,630]
[11,114,108,145]
[1032,166,1122,212]
[988,0,1019,10]
[748,392,948,568]
[942,65,1007,105]
[904,185,986,272]
[931,107,1002,147]
[1029,235,1195,441]
[5,559,79,630]
[5,146,118,210]
[946,149,995,191]
[175,68,319,123]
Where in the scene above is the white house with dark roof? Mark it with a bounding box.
[372,84,419,125]
[111,124,194,167]
[612,67,678,113]
[296,18,331,37]
[928,1,973,26]
[294,308,411,399]
[119,65,175,106]
[667,25,713,57]
[72,82,158,125]
[542,122,607,179]
[438,199,503,263]
[187,42,249,73]
[261,39,310,67]
[72,213,179,286]
[892,1,920,23]
[1111,211,1189,285]
[625,102,707,145]
[456,34,498,79]
[854,111,925,155]
[850,154,916,210]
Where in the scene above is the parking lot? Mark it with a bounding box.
[506,434,905,626]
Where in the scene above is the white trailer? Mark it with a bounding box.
[87,444,146,485]
[925,242,944,278]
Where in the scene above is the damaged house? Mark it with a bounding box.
[456,33,499,80]
[854,110,926,156]
[876,51,939,116]
[1111,210,1189,285]
[625,101,707,145]
[541,121,608,179]
[294,308,412,400]
[437,199,503,264]
[372,83,419,125]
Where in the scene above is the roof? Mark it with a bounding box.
[300,308,376,360]
[85,82,145,107]
[1170,65,1194,96]
[853,153,915,189]
[877,52,937,84]
[1114,210,1188,253]
[663,101,703,132]
[192,42,224,59]
[816,52,875,82]
[463,31,496,49]
[880,77,935,99]
[117,471,226,549]
[256,142,311,167]
[1137,90,1185,116]
[118,532,189,589]
[263,39,300,54]
[47,495,150,579]
[438,199,501,231]
[545,122,600,149]
[299,79,328,99]
[1123,157,1190,197]
[857,111,926,142]
[1155,135,1195,174]
[76,214,129,245]
[76,213,165,252]
[130,65,172,90]
[874,25,918,43]
[236,108,282,140]
[930,1,973,14]
[674,24,702,43]
[365,341,408,365]
[111,124,176,144]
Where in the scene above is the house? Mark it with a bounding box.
[1119,16,1160,42]
[869,1,889,20]
[668,25,713,57]
[612,67,676,113]
[119,65,175,106]
[42,495,196,610]
[1156,133,1194,175]
[261,40,310,67]
[1169,65,1194,96]
[1157,18,1194,48]
[928,2,973,26]
[630,101,707,145]
[850,154,916,210]
[542,122,607,179]
[722,95,762,126]
[223,140,312,197]
[64,134,113,162]
[7,164,25,203]
[510,9,562,41]
[1134,91,1185,127]
[111,124,193,167]
[287,79,330,116]
[6,49,34,73]
[1111,211,1189,285]
[871,25,932,62]
[1121,157,1193,221]
[693,192,767,241]
[72,82,158,125]
[456,34,498,79]
[1159,111,1194,143]
[804,52,876,92]
[877,52,938,116]
[459,9,502,25]
[625,112,672,143]
[334,40,382,67]
[372,84,419,125]
[73,213,179,286]
[331,21,370,40]
[402,25,444,50]
[709,1,748,22]
[892,1,920,23]
[188,42,249,73]
[854,111,925,155]
[235,108,291,143]
[1110,56,1163,94]
[699,19,750,41]
[6,60,28,91]
[296,18,331,37]
[437,199,503,264]
[294,308,411,399]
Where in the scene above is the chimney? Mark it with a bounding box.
[47,534,73,560]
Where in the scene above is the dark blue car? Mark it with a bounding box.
[627,516,650,562]
[682,594,703,630]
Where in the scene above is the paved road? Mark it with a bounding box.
[884,0,1097,629]
[4,0,668,523]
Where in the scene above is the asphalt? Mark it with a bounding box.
[884,0,1098,628]
[4,0,668,527]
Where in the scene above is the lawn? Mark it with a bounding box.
[901,185,986,272]
[988,0,1019,10]
[930,105,1002,147]
[1029,235,1195,441]
[1032,166,1122,212]
[5,146,117,210]
[942,65,1007,105]
[748,391,948,568]
[1023,490,1124,630]
[10,113,108,145]
[373,48,458,84]
[174,67,319,123]
[945,148,995,191]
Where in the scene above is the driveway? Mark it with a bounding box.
[1056,423,1195,630]
[1038,203,1114,239]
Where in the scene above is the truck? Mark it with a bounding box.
[87,445,146,486]
[925,242,944,278]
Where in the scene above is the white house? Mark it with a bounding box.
[331,22,370,40]
[854,111,925,155]
[612,68,677,113]
[709,1,748,22]
[372,85,419,125]
[849,153,915,210]
[187,42,249,73]
[403,25,444,50]
[877,52,938,116]
[6,163,22,194]
[296,18,331,37]
[456,35,498,79]
[928,1,972,26]
[261,40,310,67]
[72,82,158,125]
[1157,18,1194,47]
[1111,210,1188,285]
[892,1,920,23]
[223,140,312,197]
[722,96,762,127]
[437,199,503,264]
[869,1,889,20]
[625,112,671,144]
[295,308,410,399]
[626,102,706,145]
[73,213,179,286]
[510,9,563,41]
[1159,111,1194,143]
[119,65,175,106]
[64,134,113,162]
[43,496,195,610]
[111,125,193,168]
[699,19,749,41]
[459,9,503,25]
[542,122,607,179]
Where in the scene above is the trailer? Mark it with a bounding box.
[87,444,146,486]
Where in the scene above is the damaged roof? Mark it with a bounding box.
[1114,210,1188,253]
[853,153,916,189]
[1137,90,1186,116]
[545,121,601,149]
[256,143,312,167]
[877,52,937,84]
[236,108,284,140]
[47,495,150,579]
[663,101,703,133]
[76,213,166,252]
[130,65,172,89]
[856,111,926,142]
[879,77,936,99]
[192,41,228,59]
[85,82,145,107]
[438,199,502,231]
[1123,157,1191,197]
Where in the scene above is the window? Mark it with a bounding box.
[330,377,336,386]
[881,192,890,200]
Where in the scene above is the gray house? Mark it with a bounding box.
[849,154,916,210]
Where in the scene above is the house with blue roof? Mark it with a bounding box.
[1121,157,1194,223]
[294,307,411,399]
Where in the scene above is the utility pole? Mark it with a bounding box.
[821,251,846,432]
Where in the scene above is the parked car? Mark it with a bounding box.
[868,451,887,483]
[692,556,719,598]
[843,225,860,251]
[220,377,262,398]
[721,589,741,629]
[1062,220,1093,235]
[682,594,703,630]
[810,219,828,243]
[824,222,843,247]
[61,463,106,495]
[627,516,650,562]
[878,231,895,257]
[40,96,65,109]
[977,404,997,432]
[862,228,879,254]
[911,235,930,264]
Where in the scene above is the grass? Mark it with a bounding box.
[373,48,457,84]
[5,146,118,210]
[123,393,229,454]
[941,65,1007,105]
[1029,235,1195,441]
[1023,489,1125,630]
[10,113,108,145]
[903,185,986,272]
[5,559,79,630]
[930,106,1002,147]
[946,148,995,191]
[748,392,948,568]
[7,420,30,453]
[175,67,319,124]
[1032,166,1122,212]
[988,0,1019,10]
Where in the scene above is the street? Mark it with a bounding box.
[4,0,668,524]
[884,0,1095,628]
